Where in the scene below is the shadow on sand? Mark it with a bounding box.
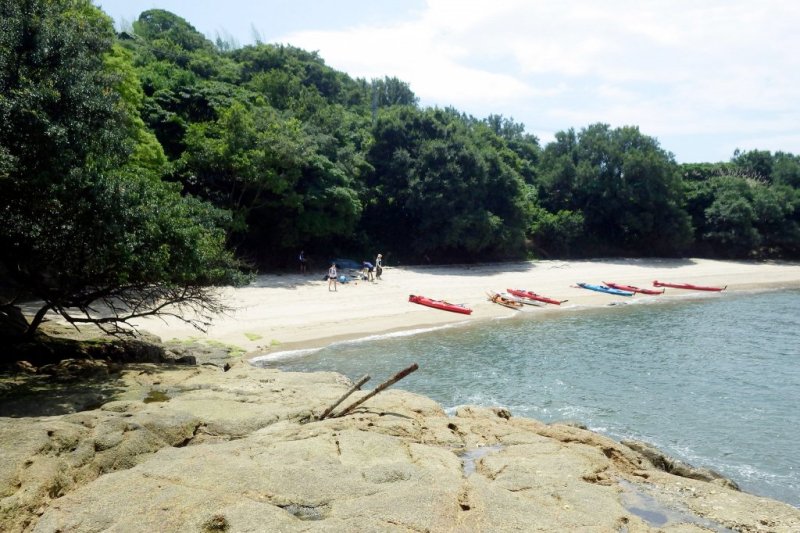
[399,257,699,277]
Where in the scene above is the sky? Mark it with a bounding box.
[95,0,800,163]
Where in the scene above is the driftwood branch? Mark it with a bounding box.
[317,374,370,421]
[333,363,419,418]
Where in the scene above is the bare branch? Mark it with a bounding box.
[50,283,232,337]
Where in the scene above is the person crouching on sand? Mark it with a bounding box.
[328,263,338,291]
[363,260,374,282]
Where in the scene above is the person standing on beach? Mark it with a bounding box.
[375,254,383,279]
[299,250,307,274]
[328,263,338,291]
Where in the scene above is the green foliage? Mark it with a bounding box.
[105,44,168,171]
[771,152,800,188]
[529,208,585,257]
[0,0,244,338]
[232,43,365,106]
[364,107,531,261]
[179,100,364,262]
[133,9,215,66]
[685,172,800,258]
[702,177,761,256]
[731,149,773,182]
[538,124,692,256]
[107,7,800,264]
[369,77,418,109]
[484,114,541,184]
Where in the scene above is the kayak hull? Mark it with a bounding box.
[653,280,726,292]
[506,288,565,305]
[576,282,634,296]
[486,291,523,310]
[603,282,664,295]
[409,294,473,314]
[510,295,545,307]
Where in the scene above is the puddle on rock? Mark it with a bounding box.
[143,389,171,403]
[619,480,734,532]
[458,445,503,476]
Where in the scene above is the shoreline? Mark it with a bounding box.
[243,278,800,509]
[127,257,800,359]
[251,284,791,363]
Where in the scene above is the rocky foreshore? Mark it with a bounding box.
[2,357,799,532]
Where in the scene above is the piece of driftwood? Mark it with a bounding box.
[333,363,419,418]
[317,374,370,420]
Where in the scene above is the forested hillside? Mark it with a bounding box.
[2,3,799,337]
[115,9,800,265]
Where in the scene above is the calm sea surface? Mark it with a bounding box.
[255,289,800,508]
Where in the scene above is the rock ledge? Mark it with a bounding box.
[1,362,798,532]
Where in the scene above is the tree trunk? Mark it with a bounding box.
[23,304,51,339]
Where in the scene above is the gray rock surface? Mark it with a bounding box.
[1,362,798,532]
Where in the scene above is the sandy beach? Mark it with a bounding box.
[132,258,800,356]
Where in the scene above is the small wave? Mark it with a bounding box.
[335,323,466,345]
[492,314,518,322]
[555,404,602,422]
[598,430,798,500]
[444,392,507,415]
[250,347,323,363]
[251,323,464,364]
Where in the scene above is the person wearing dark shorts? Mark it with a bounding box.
[299,250,307,274]
[362,261,374,282]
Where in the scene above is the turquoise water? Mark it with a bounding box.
[255,290,800,508]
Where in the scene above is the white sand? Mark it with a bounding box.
[131,258,800,356]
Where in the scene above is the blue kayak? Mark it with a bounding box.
[576,282,634,296]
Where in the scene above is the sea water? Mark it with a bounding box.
[254,289,800,508]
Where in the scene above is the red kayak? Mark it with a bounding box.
[506,288,566,305]
[409,294,473,314]
[603,282,665,295]
[653,280,727,292]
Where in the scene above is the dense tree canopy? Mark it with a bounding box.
[362,107,534,262]
[115,9,800,264]
[537,124,693,256]
[0,0,244,338]
[2,4,799,340]
[683,162,800,258]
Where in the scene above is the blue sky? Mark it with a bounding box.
[96,0,800,163]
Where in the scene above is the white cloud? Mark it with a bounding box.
[726,133,800,155]
[279,0,800,161]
